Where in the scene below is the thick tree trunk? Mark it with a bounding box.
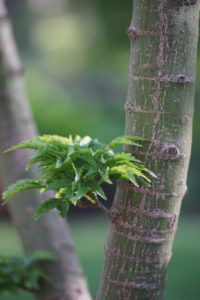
[97,1,200,299]
[0,1,91,299]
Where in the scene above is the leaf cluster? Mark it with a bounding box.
[2,135,155,219]
[0,251,53,294]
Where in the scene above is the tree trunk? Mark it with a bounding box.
[0,1,91,299]
[6,0,32,54]
[96,1,200,299]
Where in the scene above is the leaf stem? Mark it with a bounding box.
[96,198,111,215]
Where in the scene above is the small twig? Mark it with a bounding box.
[96,198,111,216]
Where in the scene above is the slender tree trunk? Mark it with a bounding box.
[6,0,32,54]
[97,1,200,299]
[0,1,91,299]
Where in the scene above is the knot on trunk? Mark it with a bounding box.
[160,144,180,160]
[176,74,193,83]
[126,26,137,40]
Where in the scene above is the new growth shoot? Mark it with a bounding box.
[2,135,156,220]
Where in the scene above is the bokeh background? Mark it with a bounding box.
[0,0,199,299]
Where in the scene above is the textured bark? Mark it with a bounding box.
[96,1,200,299]
[0,1,91,299]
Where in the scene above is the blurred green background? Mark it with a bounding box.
[0,0,200,299]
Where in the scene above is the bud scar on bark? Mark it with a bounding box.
[160,144,180,160]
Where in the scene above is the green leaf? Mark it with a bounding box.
[109,165,128,176]
[126,169,139,187]
[55,159,63,168]
[4,138,45,152]
[87,182,107,200]
[78,153,97,166]
[75,182,90,199]
[109,135,143,148]
[79,136,92,146]
[57,200,70,217]
[39,135,71,146]
[25,150,48,170]
[145,169,157,178]
[34,198,60,220]
[42,179,69,192]
[127,166,151,181]
[2,179,44,202]
[83,167,98,178]
[99,167,112,184]
[2,134,155,218]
